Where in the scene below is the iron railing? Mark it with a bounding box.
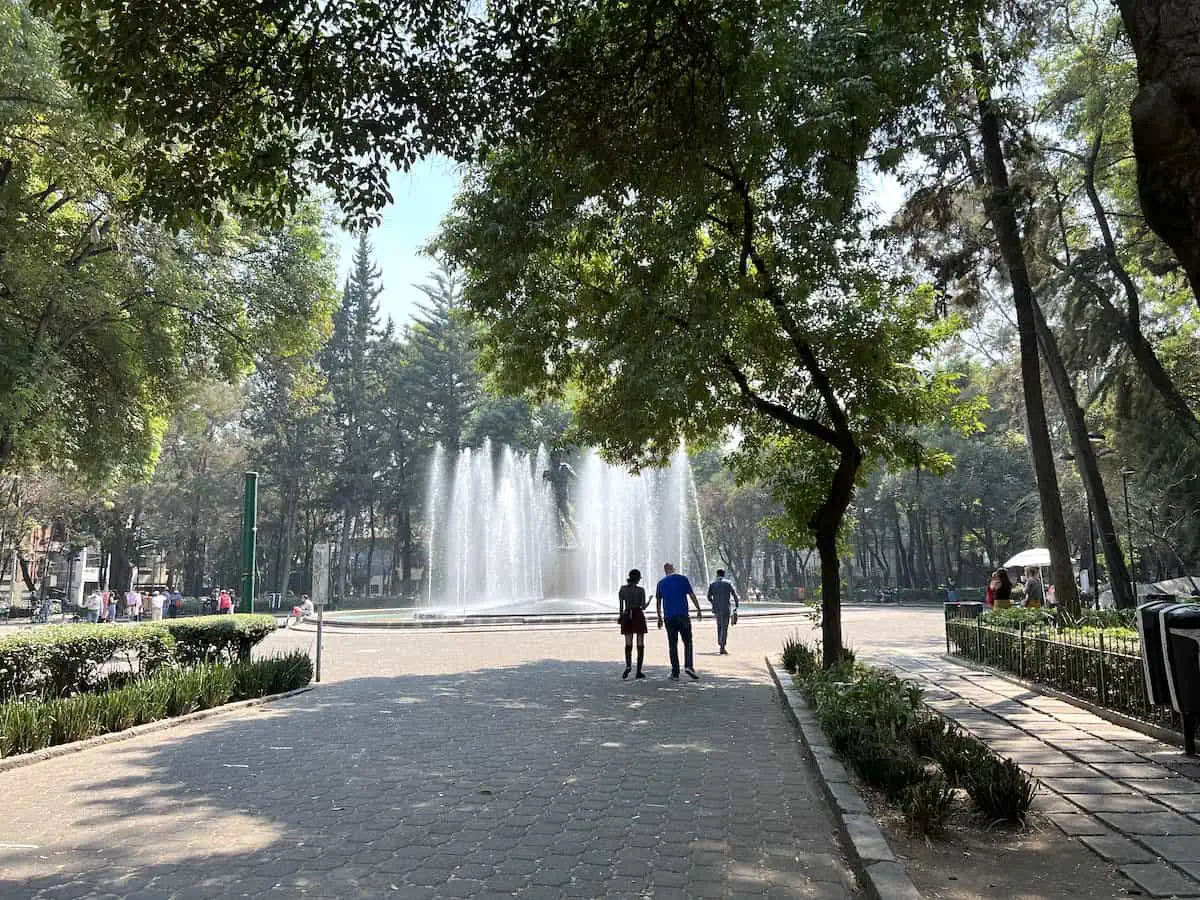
[945,615,1181,733]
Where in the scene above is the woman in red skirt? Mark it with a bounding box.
[619,568,650,679]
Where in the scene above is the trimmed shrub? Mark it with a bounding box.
[0,625,175,700]
[164,614,278,665]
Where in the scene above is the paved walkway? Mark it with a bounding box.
[872,649,1200,898]
[0,620,856,899]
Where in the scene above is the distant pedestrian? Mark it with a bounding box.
[218,589,232,614]
[992,569,1014,610]
[1023,568,1045,609]
[618,568,649,680]
[945,577,959,604]
[655,563,702,680]
[706,569,740,655]
[168,589,182,618]
[150,590,165,621]
[85,590,102,624]
[105,591,118,622]
[127,589,143,621]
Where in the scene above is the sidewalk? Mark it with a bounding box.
[873,649,1200,898]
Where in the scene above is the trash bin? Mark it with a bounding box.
[1138,598,1200,754]
[944,601,984,622]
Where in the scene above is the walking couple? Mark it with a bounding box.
[618,562,740,680]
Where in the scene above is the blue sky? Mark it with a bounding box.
[332,155,463,327]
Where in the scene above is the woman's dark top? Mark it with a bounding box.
[996,578,1013,601]
[619,584,646,613]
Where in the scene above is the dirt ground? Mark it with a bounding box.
[866,788,1139,899]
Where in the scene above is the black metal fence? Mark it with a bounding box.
[945,615,1181,733]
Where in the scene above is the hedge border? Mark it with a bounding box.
[0,685,314,775]
[766,657,921,900]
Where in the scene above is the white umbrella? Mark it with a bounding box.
[1004,548,1051,569]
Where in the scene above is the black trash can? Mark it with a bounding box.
[1137,597,1178,708]
[1138,598,1200,754]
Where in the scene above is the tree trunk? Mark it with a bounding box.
[1032,300,1136,609]
[812,446,862,669]
[277,486,298,600]
[1117,0,1200,303]
[973,53,1080,614]
[366,503,377,596]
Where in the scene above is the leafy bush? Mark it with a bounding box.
[0,625,175,700]
[787,634,1037,835]
[850,739,927,799]
[967,756,1039,823]
[0,653,312,757]
[781,632,817,675]
[903,774,955,836]
[164,614,278,665]
[232,651,313,699]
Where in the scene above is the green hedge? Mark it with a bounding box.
[163,614,278,665]
[0,615,278,701]
[0,651,312,757]
[0,625,174,700]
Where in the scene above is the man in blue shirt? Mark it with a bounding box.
[655,563,703,679]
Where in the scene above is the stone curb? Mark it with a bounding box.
[939,652,1185,749]
[0,685,315,775]
[766,657,922,900]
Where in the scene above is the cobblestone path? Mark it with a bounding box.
[0,622,857,899]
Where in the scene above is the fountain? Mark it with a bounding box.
[423,440,709,615]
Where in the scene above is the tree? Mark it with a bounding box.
[33,0,556,225]
[437,0,969,667]
[1,6,333,481]
[1116,0,1200,303]
[408,264,479,453]
[323,234,384,598]
[698,474,772,589]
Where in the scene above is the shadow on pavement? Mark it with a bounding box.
[1,661,853,899]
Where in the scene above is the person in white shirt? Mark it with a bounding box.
[85,591,103,624]
[126,589,142,621]
[150,590,166,620]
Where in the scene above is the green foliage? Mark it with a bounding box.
[0,653,311,757]
[231,651,314,700]
[0,624,174,700]
[903,774,956,837]
[966,757,1039,824]
[0,616,274,700]
[163,615,278,665]
[0,5,337,482]
[791,635,1036,833]
[781,632,817,676]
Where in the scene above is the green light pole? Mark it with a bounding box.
[239,472,258,613]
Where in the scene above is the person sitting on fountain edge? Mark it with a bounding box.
[618,568,650,679]
[655,562,702,680]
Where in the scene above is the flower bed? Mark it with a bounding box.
[782,634,1038,834]
[0,615,279,701]
[0,650,313,757]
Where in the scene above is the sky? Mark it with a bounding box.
[332,155,464,327]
